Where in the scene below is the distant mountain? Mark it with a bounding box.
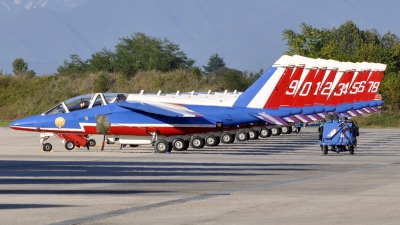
[0,0,399,75]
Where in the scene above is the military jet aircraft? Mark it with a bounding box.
[9,55,385,153]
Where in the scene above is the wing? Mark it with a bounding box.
[116,101,203,117]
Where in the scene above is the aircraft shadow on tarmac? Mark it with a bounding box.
[0,161,316,195]
[0,203,68,210]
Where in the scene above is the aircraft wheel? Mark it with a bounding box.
[190,136,205,149]
[271,127,282,136]
[88,139,96,147]
[154,140,170,153]
[292,125,296,132]
[183,140,190,150]
[172,138,188,151]
[349,145,354,155]
[248,130,259,140]
[42,143,52,152]
[236,131,249,141]
[65,141,75,150]
[167,142,172,152]
[281,126,292,134]
[323,145,328,155]
[259,128,271,138]
[205,135,218,146]
[221,133,234,144]
[215,137,220,146]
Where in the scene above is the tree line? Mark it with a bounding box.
[1,20,400,121]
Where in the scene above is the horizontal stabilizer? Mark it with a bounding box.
[249,112,288,126]
[294,114,313,123]
[117,101,202,117]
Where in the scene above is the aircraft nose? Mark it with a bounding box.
[9,115,39,130]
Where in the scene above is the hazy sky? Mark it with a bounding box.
[0,0,399,75]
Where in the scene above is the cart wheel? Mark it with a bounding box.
[323,145,328,155]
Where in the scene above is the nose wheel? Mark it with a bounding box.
[42,143,53,152]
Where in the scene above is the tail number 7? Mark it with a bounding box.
[367,82,380,93]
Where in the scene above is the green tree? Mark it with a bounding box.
[114,32,194,79]
[12,58,35,77]
[221,70,246,91]
[378,71,400,111]
[93,72,111,93]
[203,53,226,75]
[57,54,89,76]
[191,66,202,80]
[89,48,116,73]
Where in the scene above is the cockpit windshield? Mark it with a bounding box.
[42,93,128,115]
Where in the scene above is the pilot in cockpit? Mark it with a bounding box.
[116,94,126,102]
[80,100,89,109]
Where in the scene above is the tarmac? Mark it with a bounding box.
[0,127,399,225]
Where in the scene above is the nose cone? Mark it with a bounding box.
[9,115,42,131]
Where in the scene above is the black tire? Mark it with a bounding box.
[221,133,234,144]
[88,139,96,147]
[205,135,218,146]
[349,145,354,155]
[154,140,170,153]
[172,138,187,151]
[190,136,205,149]
[167,142,172,152]
[236,131,249,141]
[323,145,328,155]
[65,141,75,150]
[281,126,292,134]
[129,144,139,147]
[214,137,220,146]
[259,128,271,138]
[271,127,282,136]
[248,130,259,140]
[42,143,52,152]
[183,140,190,150]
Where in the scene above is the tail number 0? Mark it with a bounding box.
[286,80,313,96]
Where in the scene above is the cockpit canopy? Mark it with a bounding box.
[43,93,127,115]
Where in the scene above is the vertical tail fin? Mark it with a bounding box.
[233,55,296,108]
